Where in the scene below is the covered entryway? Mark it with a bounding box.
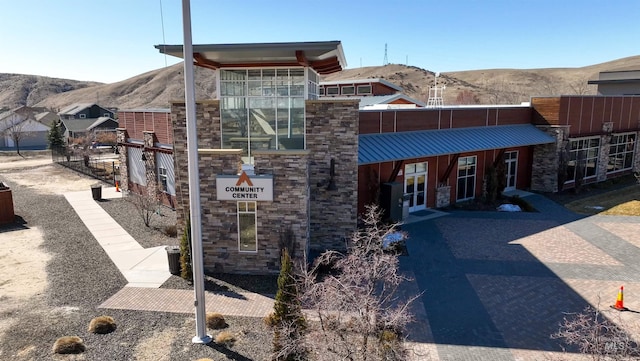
[404,162,427,212]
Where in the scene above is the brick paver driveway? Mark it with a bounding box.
[400,194,640,360]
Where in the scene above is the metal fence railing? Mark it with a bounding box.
[51,145,119,185]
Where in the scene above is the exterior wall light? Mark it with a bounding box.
[317,158,338,191]
[141,152,147,161]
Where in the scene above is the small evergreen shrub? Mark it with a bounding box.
[52,336,85,354]
[88,315,117,334]
[180,217,193,282]
[206,312,227,330]
[214,331,236,347]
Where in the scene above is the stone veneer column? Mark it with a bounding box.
[143,131,158,198]
[116,128,129,193]
[171,100,221,233]
[531,125,570,193]
[306,100,359,251]
[597,122,614,182]
[436,186,451,208]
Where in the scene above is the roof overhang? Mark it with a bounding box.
[155,41,346,75]
[358,124,555,165]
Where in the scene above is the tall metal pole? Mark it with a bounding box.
[181,0,211,344]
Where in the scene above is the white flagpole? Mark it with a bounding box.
[181,0,211,344]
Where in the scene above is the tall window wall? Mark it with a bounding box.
[608,133,635,173]
[566,137,600,183]
[220,67,318,163]
[457,156,477,201]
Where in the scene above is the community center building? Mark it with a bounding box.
[114,41,640,274]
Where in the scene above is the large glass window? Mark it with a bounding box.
[220,68,310,162]
[158,167,168,192]
[457,156,476,201]
[566,137,600,183]
[238,201,257,252]
[608,133,635,173]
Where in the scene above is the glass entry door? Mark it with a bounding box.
[404,162,427,212]
[504,151,518,191]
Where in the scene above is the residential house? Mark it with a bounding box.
[57,103,118,142]
[0,106,52,150]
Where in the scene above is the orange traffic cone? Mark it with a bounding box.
[115,181,120,192]
[611,285,628,311]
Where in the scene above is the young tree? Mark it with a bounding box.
[2,119,34,155]
[299,205,418,361]
[271,248,307,361]
[180,216,193,283]
[47,119,65,149]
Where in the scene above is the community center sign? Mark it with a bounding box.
[216,172,273,201]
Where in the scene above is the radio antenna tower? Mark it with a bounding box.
[427,73,445,108]
[383,43,388,65]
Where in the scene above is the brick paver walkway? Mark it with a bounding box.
[99,287,274,317]
[401,194,640,360]
[95,192,640,360]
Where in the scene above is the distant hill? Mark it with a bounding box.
[2,55,639,111]
[0,74,101,110]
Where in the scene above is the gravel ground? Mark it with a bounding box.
[0,159,274,360]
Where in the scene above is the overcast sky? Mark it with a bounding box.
[1,0,638,83]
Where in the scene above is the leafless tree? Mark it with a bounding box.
[2,118,35,155]
[297,205,419,361]
[455,90,480,105]
[551,303,640,360]
[568,78,597,95]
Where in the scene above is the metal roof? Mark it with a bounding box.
[320,78,403,91]
[358,124,555,165]
[155,41,346,75]
[58,103,95,115]
[61,117,115,132]
[323,94,426,108]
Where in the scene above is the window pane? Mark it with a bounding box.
[238,201,257,252]
[239,213,256,251]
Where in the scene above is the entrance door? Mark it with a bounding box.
[404,162,427,212]
[504,151,518,191]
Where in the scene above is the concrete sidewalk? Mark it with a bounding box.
[64,186,172,288]
[64,186,278,318]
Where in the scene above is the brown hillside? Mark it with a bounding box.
[0,74,100,109]
[2,55,638,111]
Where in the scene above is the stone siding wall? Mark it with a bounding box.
[531,125,569,193]
[634,131,640,173]
[436,186,451,208]
[143,131,158,198]
[306,100,359,251]
[116,128,129,193]
[597,122,614,182]
[172,100,320,274]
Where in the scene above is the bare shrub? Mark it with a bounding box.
[214,331,236,348]
[206,312,228,330]
[127,192,158,227]
[88,315,117,334]
[52,336,85,354]
[163,224,178,237]
[552,305,640,360]
[298,205,419,361]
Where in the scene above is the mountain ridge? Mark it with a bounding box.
[1,55,639,111]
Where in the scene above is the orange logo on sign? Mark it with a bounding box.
[236,171,254,186]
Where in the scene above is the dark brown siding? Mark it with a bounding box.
[531,97,561,125]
